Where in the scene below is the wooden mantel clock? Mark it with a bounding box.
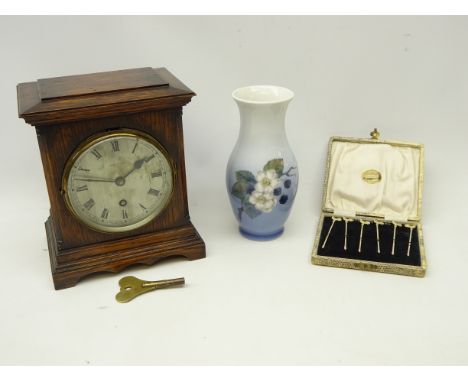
[17,67,205,290]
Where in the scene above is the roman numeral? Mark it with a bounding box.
[151,169,162,178]
[122,210,128,219]
[78,167,90,172]
[148,188,160,197]
[111,140,120,152]
[101,208,109,219]
[145,154,155,163]
[132,140,138,154]
[91,149,102,159]
[83,198,95,210]
[76,185,88,192]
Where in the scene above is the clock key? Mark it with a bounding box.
[115,276,185,303]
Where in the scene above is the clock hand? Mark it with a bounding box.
[124,158,145,178]
[122,155,154,179]
[78,156,155,187]
[74,177,116,183]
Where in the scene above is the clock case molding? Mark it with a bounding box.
[17,67,205,289]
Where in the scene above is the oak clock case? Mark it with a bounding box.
[17,67,206,290]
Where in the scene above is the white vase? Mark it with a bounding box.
[226,85,298,240]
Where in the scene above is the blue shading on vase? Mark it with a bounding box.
[226,85,298,240]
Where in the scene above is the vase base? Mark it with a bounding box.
[239,227,284,241]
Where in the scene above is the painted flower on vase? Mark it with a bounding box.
[230,158,296,220]
[254,169,279,193]
[249,190,276,212]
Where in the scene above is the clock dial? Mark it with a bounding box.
[63,130,174,233]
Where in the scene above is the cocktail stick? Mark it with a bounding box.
[375,220,384,254]
[321,216,342,249]
[343,217,354,251]
[404,224,416,257]
[358,219,371,253]
[391,221,402,255]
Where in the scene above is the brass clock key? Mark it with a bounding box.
[405,224,416,257]
[321,216,342,248]
[343,217,354,250]
[358,219,370,253]
[391,221,402,255]
[116,276,185,303]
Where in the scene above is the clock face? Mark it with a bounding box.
[63,130,174,233]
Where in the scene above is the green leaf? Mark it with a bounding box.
[236,170,256,184]
[231,180,251,199]
[263,158,284,177]
[242,200,262,219]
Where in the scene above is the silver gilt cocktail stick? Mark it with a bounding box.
[391,221,402,255]
[404,224,416,257]
[375,220,384,254]
[358,219,371,253]
[322,216,342,249]
[343,217,354,251]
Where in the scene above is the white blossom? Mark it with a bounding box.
[254,169,279,193]
[249,190,277,213]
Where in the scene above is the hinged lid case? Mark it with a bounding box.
[312,130,426,277]
[323,130,424,222]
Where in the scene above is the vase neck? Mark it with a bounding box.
[236,101,289,143]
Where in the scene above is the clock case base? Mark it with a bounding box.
[45,217,205,290]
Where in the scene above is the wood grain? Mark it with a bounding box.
[46,217,205,290]
[37,67,168,100]
[18,68,195,125]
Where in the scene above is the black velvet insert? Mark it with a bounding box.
[317,216,421,266]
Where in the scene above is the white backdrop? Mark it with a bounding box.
[1,16,467,365]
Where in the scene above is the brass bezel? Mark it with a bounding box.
[312,132,426,277]
[61,128,176,234]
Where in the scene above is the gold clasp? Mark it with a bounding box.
[370,128,380,140]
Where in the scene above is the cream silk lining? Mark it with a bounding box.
[325,141,420,221]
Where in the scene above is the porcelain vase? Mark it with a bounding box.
[226,85,298,240]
